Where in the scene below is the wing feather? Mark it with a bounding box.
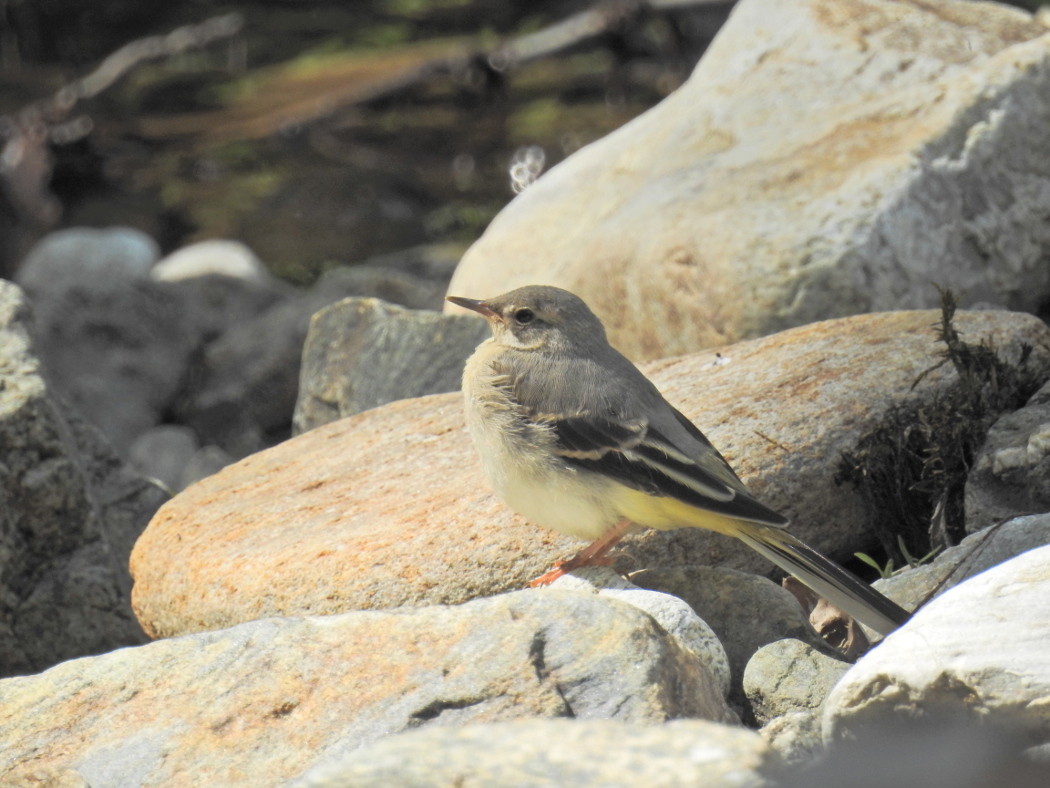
[544,413,787,527]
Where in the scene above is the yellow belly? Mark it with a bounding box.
[610,485,748,539]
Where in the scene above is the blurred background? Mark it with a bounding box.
[0,0,747,283]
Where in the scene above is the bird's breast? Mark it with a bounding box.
[461,347,621,541]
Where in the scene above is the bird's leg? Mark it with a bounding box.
[529,519,634,587]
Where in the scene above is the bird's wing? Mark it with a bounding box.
[544,412,789,527]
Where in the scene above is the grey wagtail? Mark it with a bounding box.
[446,285,910,636]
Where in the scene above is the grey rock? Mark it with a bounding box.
[549,567,731,697]
[175,285,347,458]
[758,710,824,768]
[16,248,201,455]
[0,591,732,783]
[629,566,824,707]
[0,281,162,677]
[168,273,290,344]
[293,719,776,788]
[873,512,1050,614]
[744,639,850,726]
[293,297,489,434]
[965,380,1050,533]
[14,226,159,293]
[127,425,199,493]
[825,544,1050,746]
[179,445,234,489]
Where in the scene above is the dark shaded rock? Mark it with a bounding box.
[293,297,489,434]
[965,380,1050,534]
[174,288,338,458]
[127,425,200,493]
[165,273,290,344]
[0,281,164,678]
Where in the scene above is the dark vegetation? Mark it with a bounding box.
[837,290,1049,567]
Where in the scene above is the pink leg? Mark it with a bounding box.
[529,519,634,587]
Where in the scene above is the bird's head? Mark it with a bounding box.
[447,285,607,353]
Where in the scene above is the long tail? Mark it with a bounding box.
[736,523,910,636]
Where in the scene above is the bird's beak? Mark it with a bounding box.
[446,295,501,322]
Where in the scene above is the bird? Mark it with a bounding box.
[446,285,910,636]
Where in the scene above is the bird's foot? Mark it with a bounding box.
[528,555,615,587]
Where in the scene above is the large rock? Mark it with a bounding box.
[293,297,490,434]
[0,281,164,677]
[824,543,1050,746]
[130,310,1050,639]
[293,719,775,788]
[0,591,730,786]
[447,0,1050,361]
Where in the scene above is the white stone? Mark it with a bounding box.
[823,543,1050,744]
[151,239,269,283]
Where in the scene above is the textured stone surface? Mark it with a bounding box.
[293,719,775,788]
[965,380,1050,533]
[759,710,824,767]
[447,0,1050,361]
[744,639,850,726]
[130,310,1050,639]
[549,567,731,697]
[0,281,162,677]
[292,297,490,434]
[824,544,1050,745]
[0,591,730,786]
[630,566,823,709]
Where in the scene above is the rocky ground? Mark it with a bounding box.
[4,0,1050,786]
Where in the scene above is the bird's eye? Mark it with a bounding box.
[514,308,534,324]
